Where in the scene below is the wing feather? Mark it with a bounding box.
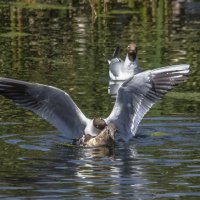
[0,78,89,139]
[106,64,190,141]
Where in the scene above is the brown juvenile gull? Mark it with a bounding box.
[0,64,190,146]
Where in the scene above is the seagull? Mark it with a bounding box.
[0,64,190,146]
[108,43,140,81]
[108,43,141,96]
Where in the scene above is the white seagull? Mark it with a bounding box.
[0,64,190,147]
[108,43,141,81]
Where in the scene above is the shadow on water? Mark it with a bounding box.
[0,0,200,199]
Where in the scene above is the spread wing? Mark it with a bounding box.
[0,78,89,139]
[108,46,125,80]
[106,64,190,141]
[109,58,124,78]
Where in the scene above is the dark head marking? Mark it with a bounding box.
[127,43,137,61]
[93,117,107,130]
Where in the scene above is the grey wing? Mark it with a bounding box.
[0,77,89,139]
[109,58,124,77]
[106,64,190,141]
[108,46,124,78]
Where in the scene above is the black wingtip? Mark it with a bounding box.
[112,46,121,58]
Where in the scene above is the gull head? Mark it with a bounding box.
[93,117,107,130]
[127,43,137,61]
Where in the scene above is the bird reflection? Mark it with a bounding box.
[88,146,115,159]
[13,134,148,199]
[74,143,147,199]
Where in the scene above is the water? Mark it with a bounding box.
[0,1,200,199]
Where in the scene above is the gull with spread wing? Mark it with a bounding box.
[108,43,141,97]
[108,43,140,81]
[0,64,190,146]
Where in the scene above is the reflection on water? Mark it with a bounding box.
[0,117,199,199]
[0,0,200,199]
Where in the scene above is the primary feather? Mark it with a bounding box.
[106,64,190,141]
[0,78,89,139]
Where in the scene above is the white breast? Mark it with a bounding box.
[84,119,100,136]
